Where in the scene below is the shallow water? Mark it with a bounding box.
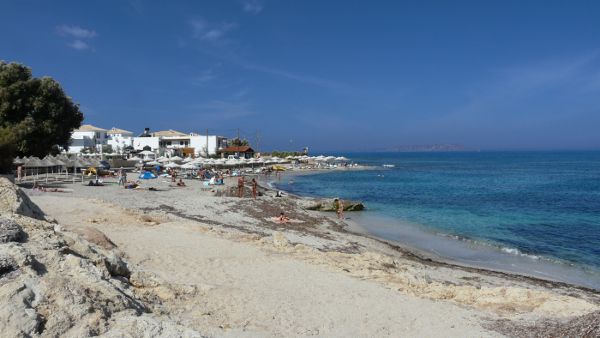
[274,151,600,289]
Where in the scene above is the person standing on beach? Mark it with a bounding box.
[17,165,22,182]
[237,176,245,198]
[336,199,344,220]
[251,178,258,199]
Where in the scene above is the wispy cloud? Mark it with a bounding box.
[56,25,97,39]
[242,0,263,14]
[56,24,97,51]
[189,100,255,120]
[191,69,216,85]
[243,62,348,90]
[67,40,90,51]
[189,19,236,42]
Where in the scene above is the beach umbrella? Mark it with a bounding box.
[182,157,194,163]
[146,161,161,166]
[169,156,183,162]
[181,162,198,170]
[164,162,180,168]
[138,171,157,179]
[336,156,348,161]
[13,157,24,165]
[158,157,170,163]
[139,150,154,156]
[129,156,142,161]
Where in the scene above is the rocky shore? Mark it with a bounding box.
[1,175,599,337]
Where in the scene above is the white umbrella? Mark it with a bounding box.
[158,157,170,163]
[336,156,348,161]
[139,150,154,155]
[170,156,183,162]
[181,162,198,169]
[146,161,161,166]
[129,156,142,161]
[164,162,180,168]
[182,157,194,163]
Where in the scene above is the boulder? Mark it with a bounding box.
[0,217,24,243]
[306,200,365,212]
[0,177,45,219]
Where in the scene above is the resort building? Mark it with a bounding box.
[66,124,107,154]
[67,125,229,157]
[220,146,255,159]
[105,127,133,154]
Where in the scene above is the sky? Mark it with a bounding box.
[1,0,600,152]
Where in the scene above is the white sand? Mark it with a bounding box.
[27,177,599,337]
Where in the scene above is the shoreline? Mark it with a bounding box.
[262,168,600,292]
[16,175,600,336]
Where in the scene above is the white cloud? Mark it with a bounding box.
[189,19,236,42]
[56,25,97,39]
[242,0,263,14]
[191,69,216,85]
[67,40,90,51]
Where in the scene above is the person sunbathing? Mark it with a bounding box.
[124,181,139,189]
[177,178,186,187]
[277,212,290,224]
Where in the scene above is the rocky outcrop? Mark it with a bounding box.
[306,199,365,212]
[0,177,44,219]
[0,177,203,337]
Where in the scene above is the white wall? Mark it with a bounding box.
[106,134,133,153]
[67,131,106,153]
[189,135,221,156]
[132,137,160,151]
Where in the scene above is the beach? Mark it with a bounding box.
[10,173,598,337]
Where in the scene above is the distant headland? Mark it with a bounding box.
[382,144,478,152]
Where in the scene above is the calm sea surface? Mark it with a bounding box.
[273,151,600,289]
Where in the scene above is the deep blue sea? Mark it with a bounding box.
[273,151,600,289]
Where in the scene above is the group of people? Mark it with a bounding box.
[237,177,258,198]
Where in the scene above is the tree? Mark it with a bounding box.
[0,61,84,162]
[230,138,249,147]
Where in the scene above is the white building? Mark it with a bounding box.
[67,124,107,154]
[189,134,225,157]
[132,136,160,152]
[106,127,133,154]
[134,129,227,157]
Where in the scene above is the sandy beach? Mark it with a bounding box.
[3,173,590,337]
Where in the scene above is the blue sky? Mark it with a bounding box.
[1,1,600,151]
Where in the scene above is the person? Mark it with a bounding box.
[251,178,258,199]
[337,199,344,220]
[177,178,186,187]
[277,212,290,224]
[17,165,22,182]
[171,170,177,183]
[237,176,245,197]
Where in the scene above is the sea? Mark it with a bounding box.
[272,151,600,290]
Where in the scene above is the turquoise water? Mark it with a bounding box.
[274,152,600,288]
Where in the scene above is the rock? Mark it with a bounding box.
[0,255,19,277]
[306,199,365,212]
[273,232,290,247]
[70,226,117,250]
[0,177,45,219]
[105,252,131,279]
[0,217,24,243]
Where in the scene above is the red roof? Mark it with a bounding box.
[221,146,254,152]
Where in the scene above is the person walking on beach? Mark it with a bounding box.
[237,176,245,198]
[251,178,258,199]
[335,198,344,220]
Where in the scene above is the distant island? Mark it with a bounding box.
[383,144,478,152]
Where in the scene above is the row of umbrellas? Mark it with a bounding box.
[13,155,104,168]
